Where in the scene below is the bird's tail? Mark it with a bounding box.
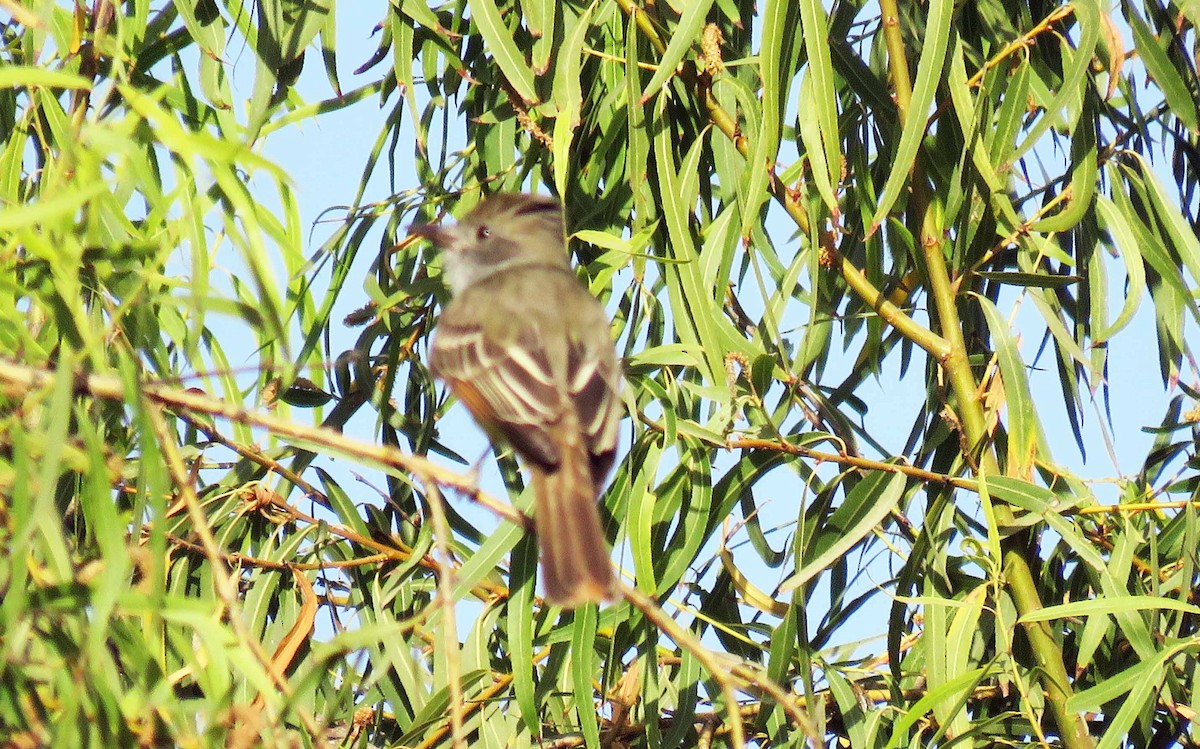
[532,423,614,607]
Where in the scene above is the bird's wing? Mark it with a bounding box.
[430,311,565,469]
[565,324,622,479]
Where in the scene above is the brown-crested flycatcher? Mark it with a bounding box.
[410,193,620,607]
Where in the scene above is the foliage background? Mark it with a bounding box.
[1,0,1199,747]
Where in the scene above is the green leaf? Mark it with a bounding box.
[655,440,714,594]
[1012,0,1100,160]
[468,0,539,104]
[525,0,556,73]
[985,477,1106,570]
[0,66,92,90]
[570,605,601,747]
[1066,652,1166,711]
[798,0,840,210]
[781,468,906,592]
[1134,151,1200,284]
[974,271,1080,288]
[973,293,1044,477]
[552,3,595,195]
[1126,4,1199,132]
[638,0,717,105]
[1092,195,1146,342]
[1020,595,1200,622]
[884,668,990,749]
[868,0,953,231]
[0,182,107,232]
[507,534,539,735]
[628,438,664,596]
[1029,89,1099,233]
[744,0,799,234]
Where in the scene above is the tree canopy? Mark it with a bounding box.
[1,0,1199,747]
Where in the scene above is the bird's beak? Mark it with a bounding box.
[407,222,452,248]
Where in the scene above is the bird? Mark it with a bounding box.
[410,193,621,607]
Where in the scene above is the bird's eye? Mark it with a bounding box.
[475,225,491,240]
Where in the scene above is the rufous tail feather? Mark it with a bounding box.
[533,423,614,606]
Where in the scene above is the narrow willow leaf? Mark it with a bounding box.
[628,438,664,596]
[798,0,840,206]
[781,468,906,592]
[247,54,279,134]
[661,647,700,748]
[625,12,653,225]
[75,406,130,615]
[652,99,732,385]
[944,39,1024,230]
[924,584,951,734]
[652,99,700,331]
[639,620,664,748]
[1012,0,1100,160]
[655,441,714,594]
[1027,289,1091,370]
[1093,195,1146,342]
[1030,90,1098,233]
[0,66,92,89]
[468,0,539,104]
[318,5,340,95]
[765,223,810,338]
[523,0,550,37]
[765,602,800,734]
[1110,164,1200,324]
[796,74,839,213]
[570,605,600,748]
[477,692,522,749]
[985,477,1106,571]
[1094,664,1162,749]
[625,343,704,370]
[942,586,986,737]
[507,535,539,736]
[638,0,717,104]
[316,467,371,533]
[698,202,738,298]
[257,0,331,65]
[400,672,494,745]
[552,4,595,195]
[831,40,894,124]
[1095,529,1159,660]
[744,0,798,235]
[825,667,873,746]
[26,354,78,581]
[1065,651,1167,711]
[1126,4,1199,131]
[973,293,1044,477]
[1075,594,1114,671]
[526,0,555,73]
[883,668,989,749]
[985,56,1030,167]
[392,9,425,150]
[868,0,953,231]
[1134,151,1200,283]
[1020,595,1200,622]
[451,517,522,601]
[974,271,1079,288]
[642,376,678,445]
[0,182,107,232]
